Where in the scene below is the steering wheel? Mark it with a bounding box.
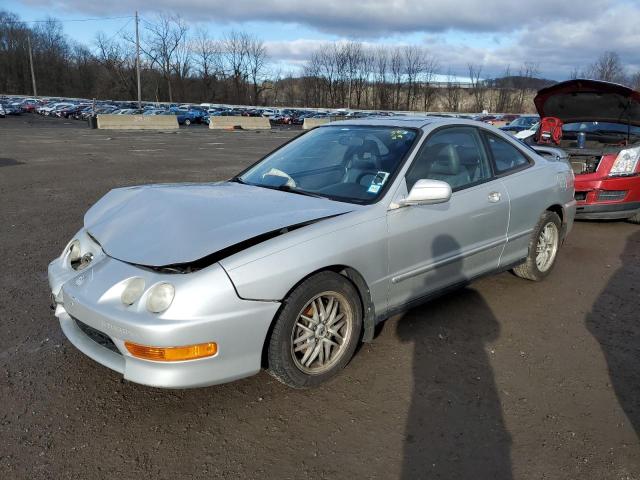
[355,170,380,186]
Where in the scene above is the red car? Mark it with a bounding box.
[532,79,640,224]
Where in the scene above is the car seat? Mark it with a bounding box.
[343,140,381,186]
[536,117,563,145]
[426,144,470,189]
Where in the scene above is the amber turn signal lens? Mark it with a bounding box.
[124,341,217,362]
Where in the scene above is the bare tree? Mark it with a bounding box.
[222,30,251,103]
[95,33,137,99]
[631,72,640,92]
[569,66,580,80]
[373,47,390,110]
[390,47,404,110]
[468,63,486,112]
[513,61,539,112]
[138,14,189,102]
[444,70,462,112]
[495,65,513,112]
[246,35,268,105]
[419,53,439,112]
[586,51,627,84]
[192,28,223,102]
[403,46,424,110]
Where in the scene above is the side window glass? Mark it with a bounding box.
[486,134,530,173]
[406,127,491,191]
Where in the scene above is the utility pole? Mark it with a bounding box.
[135,11,142,109]
[27,34,37,97]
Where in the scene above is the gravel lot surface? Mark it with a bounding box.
[1,114,639,479]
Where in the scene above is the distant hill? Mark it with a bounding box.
[485,76,557,90]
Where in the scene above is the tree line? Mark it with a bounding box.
[2,9,640,112]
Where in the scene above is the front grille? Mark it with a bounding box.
[575,191,588,201]
[597,190,627,202]
[73,317,121,355]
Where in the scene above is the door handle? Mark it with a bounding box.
[488,191,502,203]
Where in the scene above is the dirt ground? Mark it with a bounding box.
[1,114,639,480]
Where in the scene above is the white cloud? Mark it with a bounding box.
[22,0,612,36]
[16,0,640,79]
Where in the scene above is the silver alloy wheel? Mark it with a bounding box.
[535,222,559,272]
[290,291,353,375]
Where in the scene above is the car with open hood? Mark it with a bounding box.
[530,79,640,223]
[48,117,576,389]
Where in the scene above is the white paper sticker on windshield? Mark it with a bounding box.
[367,171,390,194]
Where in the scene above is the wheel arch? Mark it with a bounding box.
[546,203,564,222]
[545,203,567,239]
[260,265,376,368]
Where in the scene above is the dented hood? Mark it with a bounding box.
[85,182,353,267]
[534,79,640,126]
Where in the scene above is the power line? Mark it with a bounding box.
[102,18,133,43]
[1,15,134,25]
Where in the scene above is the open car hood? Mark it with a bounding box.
[534,79,640,127]
[84,182,353,267]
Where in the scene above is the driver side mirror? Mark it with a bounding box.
[398,179,452,207]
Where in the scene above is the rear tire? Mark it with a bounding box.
[184,119,191,126]
[267,271,362,388]
[627,212,640,224]
[513,211,562,281]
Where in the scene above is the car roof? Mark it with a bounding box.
[321,115,498,130]
[324,116,447,129]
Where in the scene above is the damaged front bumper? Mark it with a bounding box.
[574,173,640,220]
[48,249,280,388]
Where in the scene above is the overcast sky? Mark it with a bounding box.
[5,0,640,80]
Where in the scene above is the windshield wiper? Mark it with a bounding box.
[270,184,327,199]
[231,177,327,199]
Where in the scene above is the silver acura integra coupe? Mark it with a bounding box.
[49,117,576,388]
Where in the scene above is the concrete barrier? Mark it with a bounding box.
[302,118,330,130]
[209,116,271,130]
[96,114,179,130]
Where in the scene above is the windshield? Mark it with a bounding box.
[563,122,640,137]
[238,126,418,204]
[510,116,538,127]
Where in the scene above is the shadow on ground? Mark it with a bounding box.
[396,235,513,479]
[586,230,640,440]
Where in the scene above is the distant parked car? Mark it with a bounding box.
[501,115,540,133]
[162,110,189,125]
[0,104,5,118]
[514,122,540,140]
[1,103,22,115]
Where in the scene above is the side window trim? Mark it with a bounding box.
[481,130,535,177]
[405,125,496,193]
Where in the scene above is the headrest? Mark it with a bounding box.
[349,139,381,168]
[428,144,461,175]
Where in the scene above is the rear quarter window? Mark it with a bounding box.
[485,134,531,174]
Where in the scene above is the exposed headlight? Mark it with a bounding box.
[67,239,94,270]
[146,283,175,313]
[68,239,81,263]
[121,278,146,306]
[610,146,640,176]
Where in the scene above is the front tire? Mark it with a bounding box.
[184,119,191,126]
[513,211,562,281]
[267,271,362,388]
